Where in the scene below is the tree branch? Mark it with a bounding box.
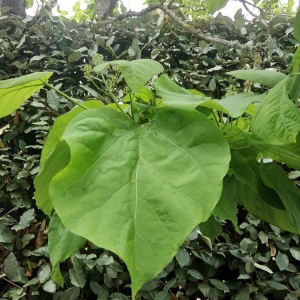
[117,4,254,51]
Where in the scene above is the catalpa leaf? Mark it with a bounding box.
[213,176,239,231]
[237,181,298,234]
[259,163,300,234]
[48,108,230,297]
[40,100,103,164]
[48,213,86,287]
[227,70,287,88]
[94,59,163,94]
[294,9,300,43]
[252,79,300,145]
[0,72,53,119]
[154,75,262,118]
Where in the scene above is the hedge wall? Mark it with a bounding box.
[0,10,300,300]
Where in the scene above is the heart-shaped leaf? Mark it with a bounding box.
[48,108,230,297]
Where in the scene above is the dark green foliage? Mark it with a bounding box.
[0,11,299,300]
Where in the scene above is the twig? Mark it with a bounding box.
[117,4,254,51]
[1,277,25,291]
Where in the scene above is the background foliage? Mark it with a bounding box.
[0,7,300,300]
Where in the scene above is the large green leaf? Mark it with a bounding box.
[93,59,163,94]
[154,75,262,118]
[259,163,300,234]
[48,108,230,297]
[237,181,297,234]
[207,0,229,14]
[227,70,287,88]
[294,9,300,42]
[229,151,256,191]
[40,100,103,164]
[252,79,300,145]
[0,72,53,119]
[34,141,70,216]
[249,135,300,170]
[48,213,86,287]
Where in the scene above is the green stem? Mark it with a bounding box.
[212,112,219,127]
[99,73,130,119]
[44,83,88,110]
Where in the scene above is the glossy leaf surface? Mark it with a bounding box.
[49,107,230,297]
[0,72,52,119]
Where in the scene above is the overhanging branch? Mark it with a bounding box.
[117,4,254,51]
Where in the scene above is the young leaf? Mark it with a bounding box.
[48,214,86,287]
[94,59,163,94]
[0,72,53,119]
[252,79,300,145]
[49,108,230,298]
[259,163,300,234]
[227,70,287,88]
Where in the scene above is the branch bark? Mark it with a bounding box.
[117,4,254,51]
[95,0,119,22]
[0,0,26,17]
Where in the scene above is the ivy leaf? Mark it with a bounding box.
[60,287,80,300]
[68,52,82,63]
[276,253,289,271]
[210,279,229,291]
[94,59,163,94]
[48,108,230,297]
[252,79,300,145]
[175,249,190,268]
[47,90,60,111]
[0,72,53,119]
[4,253,21,282]
[69,268,86,288]
[259,163,300,234]
[265,281,287,290]
[0,224,16,243]
[48,213,86,287]
[38,263,51,284]
[227,70,287,88]
[11,208,35,231]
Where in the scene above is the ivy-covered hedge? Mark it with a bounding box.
[0,11,300,300]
